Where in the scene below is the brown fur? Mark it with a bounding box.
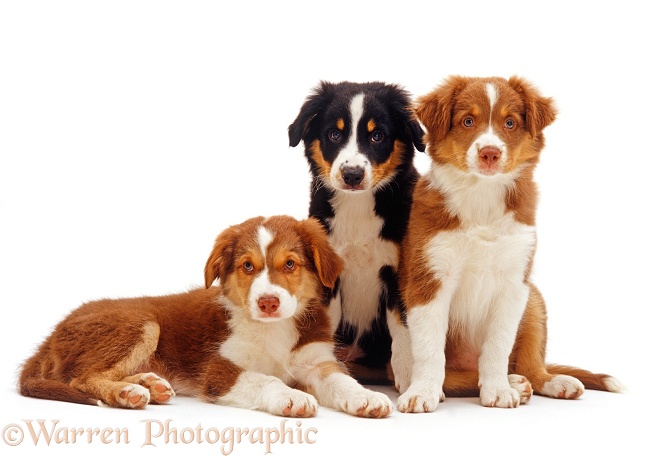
[18,216,350,411]
[403,75,619,399]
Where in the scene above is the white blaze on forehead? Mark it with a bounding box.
[257,225,274,260]
[249,224,299,322]
[486,82,497,119]
[463,82,507,173]
[349,93,365,131]
[330,93,371,184]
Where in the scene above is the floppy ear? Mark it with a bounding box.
[415,75,469,142]
[407,116,426,153]
[387,84,426,153]
[204,227,238,288]
[288,81,334,148]
[299,218,343,289]
[508,75,557,139]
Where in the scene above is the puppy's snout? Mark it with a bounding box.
[258,295,280,314]
[341,165,365,187]
[479,146,501,166]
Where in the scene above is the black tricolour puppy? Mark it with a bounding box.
[288,81,425,382]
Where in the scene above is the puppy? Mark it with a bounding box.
[288,81,425,382]
[19,215,393,417]
[393,76,622,412]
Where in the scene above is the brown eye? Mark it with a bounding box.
[505,118,515,129]
[463,117,474,128]
[283,260,296,273]
[328,129,342,142]
[370,131,384,143]
[242,261,254,273]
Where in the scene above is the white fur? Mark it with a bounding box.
[387,311,412,393]
[248,270,298,321]
[397,298,450,413]
[218,371,318,416]
[220,334,392,416]
[257,225,274,260]
[291,342,392,415]
[486,82,497,117]
[466,127,507,174]
[540,375,585,399]
[604,376,625,393]
[219,300,299,384]
[330,93,373,190]
[290,341,338,370]
[327,190,398,339]
[399,163,537,411]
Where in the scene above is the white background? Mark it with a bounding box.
[1,1,668,457]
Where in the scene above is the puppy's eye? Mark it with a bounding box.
[505,118,515,129]
[463,117,474,128]
[284,260,296,272]
[242,261,254,273]
[370,131,384,143]
[328,129,342,142]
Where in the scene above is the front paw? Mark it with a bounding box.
[340,389,393,418]
[397,384,443,413]
[480,383,521,408]
[269,388,318,417]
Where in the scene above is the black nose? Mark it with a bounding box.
[341,166,365,186]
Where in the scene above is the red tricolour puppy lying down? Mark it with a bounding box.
[392,76,622,412]
[19,215,392,418]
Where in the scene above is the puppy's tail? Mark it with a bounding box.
[546,364,625,393]
[18,355,98,406]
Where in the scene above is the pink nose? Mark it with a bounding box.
[479,146,501,166]
[258,295,280,314]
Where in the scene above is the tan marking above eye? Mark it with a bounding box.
[336,118,345,131]
[367,119,376,132]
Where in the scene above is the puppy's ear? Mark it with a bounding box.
[288,81,334,147]
[388,84,426,153]
[415,75,469,142]
[299,218,343,289]
[407,116,426,153]
[204,227,238,288]
[508,75,557,139]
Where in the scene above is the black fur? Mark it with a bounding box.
[288,81,424,378]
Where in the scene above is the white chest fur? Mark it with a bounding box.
[219,306,299,384]
[425,165,536,342]
[328,191,398,335]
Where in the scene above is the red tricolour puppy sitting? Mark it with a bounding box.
[392,76,622,412]
[19,215,392,417]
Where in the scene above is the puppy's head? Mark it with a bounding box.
[415,75,556,177]
[288,81,425,192]
[205,216,343,322]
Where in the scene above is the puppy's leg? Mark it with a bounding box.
[397,286,452,413]
[478,285,529,408]
[387,309,412,394]
[291,342,392,418]
[70,322,160,408]
[328,292,342,336]
[442,369,480,397]
[201,356,317,417]
[123,373,175,404]
[442,370,532,404]
[511,285,585,399]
